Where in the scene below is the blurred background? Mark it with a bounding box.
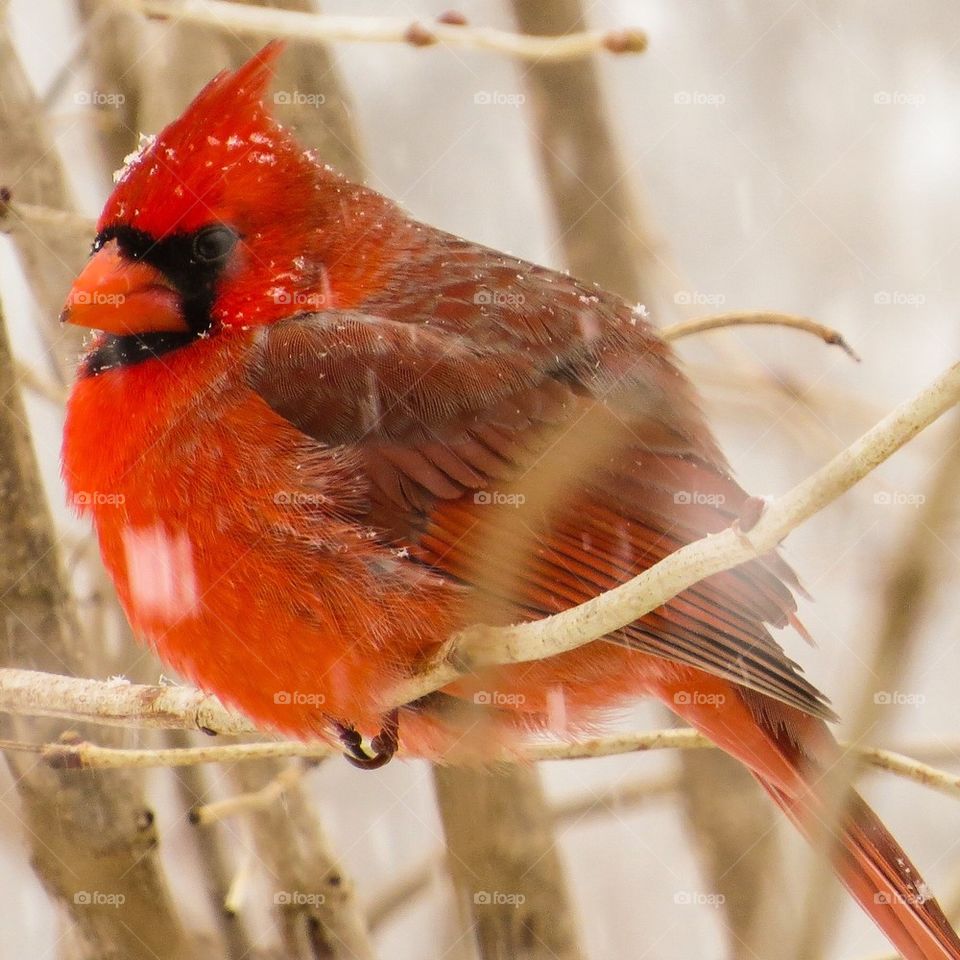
[1,1,959,958]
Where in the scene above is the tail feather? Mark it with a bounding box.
[661,675,960,959]
[759,779,960,960]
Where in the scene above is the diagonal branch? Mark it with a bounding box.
[387,358,960,707]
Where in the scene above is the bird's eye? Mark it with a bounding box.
[192,226,238,265]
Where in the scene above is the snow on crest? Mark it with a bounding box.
[113,132,156,184]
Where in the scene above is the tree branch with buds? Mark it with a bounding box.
[121,1,648,61]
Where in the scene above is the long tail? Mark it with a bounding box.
[759,779,960,959]
[661,673,960,960]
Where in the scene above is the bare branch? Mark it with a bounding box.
[119,0,647,61]
[6,725,960,801]
[388,359,960,707]
[853,746,960,800]
[433,765,585,960]
[0,197,95,241]
[790,404,960,959]
[13,359,68,405]
[0,667,256,734]
[662,310,861,360]
[0,31,89,384]
[190,762,304,825]
[368,772,679,929]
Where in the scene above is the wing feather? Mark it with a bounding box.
[246,238,831,720]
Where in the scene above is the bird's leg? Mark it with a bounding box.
[333,710,399,770]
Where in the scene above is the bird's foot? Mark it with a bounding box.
[334,710,399,770]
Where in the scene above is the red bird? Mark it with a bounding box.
[61,44,960,958]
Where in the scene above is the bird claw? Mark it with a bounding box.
[334,710,399,770]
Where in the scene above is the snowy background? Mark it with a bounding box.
[2,1,959,958]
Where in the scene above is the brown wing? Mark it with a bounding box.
[246,238,832,721]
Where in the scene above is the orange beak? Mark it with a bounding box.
[61,240,185,335]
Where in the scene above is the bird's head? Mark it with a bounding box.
[62,41,383,340]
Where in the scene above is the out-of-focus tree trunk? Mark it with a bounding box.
[433,766,584,960]
[0,25,87,382]
[78,0,364,179]
[2,16,189,959]
[0,298,190,958]
[510,1,788,954]
[230,762,375,960]
[510,0,667,309]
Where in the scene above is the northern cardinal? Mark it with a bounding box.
[61,43,960,958]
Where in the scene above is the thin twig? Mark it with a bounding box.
[367,772,680,929]
[550,772,680,822]
[120,0,647,61]
[7,728,960,798]
[190,762,303,825]
[853,747,960,800]
[224,850,253,918]
[662,310,861,361]
[0,197,95,240]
